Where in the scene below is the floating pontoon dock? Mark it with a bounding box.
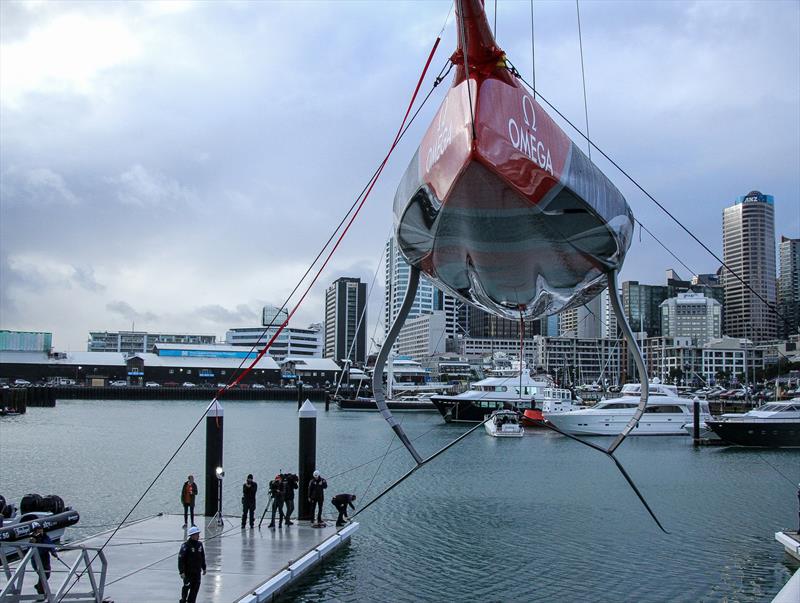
[8,513,357,602]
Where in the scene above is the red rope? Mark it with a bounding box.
[214,37,442,399]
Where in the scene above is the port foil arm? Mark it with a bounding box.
[372,264,424,464]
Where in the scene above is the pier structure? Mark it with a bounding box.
[6,514,358,602]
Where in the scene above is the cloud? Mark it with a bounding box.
[72,265,105,292]
[108,164,197,208]
[106,300,159,323]
[194,304,258,325]
[1,166,79,206]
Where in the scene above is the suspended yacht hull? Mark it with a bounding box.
[394,11,633,320]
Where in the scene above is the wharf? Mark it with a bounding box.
[51,514,357,602]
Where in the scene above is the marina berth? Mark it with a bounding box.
[544,380,712,436]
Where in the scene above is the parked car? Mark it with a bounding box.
[182,382,196,387]
[145,381,161,387]
[163,381,179,387]
[13,379,32,386]
[252,383,266,389]
[110,380,128,387]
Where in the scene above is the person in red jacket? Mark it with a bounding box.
[181,475,198,528]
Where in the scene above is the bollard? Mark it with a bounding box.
[297,399,317,521]
[325,392,330,412]
[692,398,700,445]
[204,400,224,517]
[296,381,304,409]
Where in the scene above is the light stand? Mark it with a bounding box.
[210,467,225,526]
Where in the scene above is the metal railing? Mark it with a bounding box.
[0,542,107,603]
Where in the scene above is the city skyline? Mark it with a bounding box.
[2,1,798,350]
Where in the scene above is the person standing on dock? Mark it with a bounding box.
[30,521,60,598]
[331,493,356,527]
[267,474,285,528]
[241,473,258,529]
[282,473,298,526]
[178,526,206,603]
[181,475,198,528]
[308,470,327,527]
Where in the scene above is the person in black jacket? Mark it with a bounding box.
[180,475,198,528]
[178,526,206,603]
[282,473,298,526]
[308,470,327,526]
[241,474,258,529]
[30,522,60,597]
[331,493,357,526]
[267,474,284,528]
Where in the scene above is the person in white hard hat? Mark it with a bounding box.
[307,470,328,527]
[178,526,206,603]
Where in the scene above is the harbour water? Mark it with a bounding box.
[1,399,798,601]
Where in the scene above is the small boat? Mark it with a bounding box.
[705,400,800,447]
[0,494,80,558]
[484,410,524,438]
[544,380,712,436]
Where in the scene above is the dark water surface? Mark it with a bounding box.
[1,399,797,602]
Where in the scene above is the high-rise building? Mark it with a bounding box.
[324,277,367,364]
[559,294,602,339]
[622,270,724,338]
[722,191,777,342]
[778,236,800,338]
[659,292,722,345]
[384,237,457,341]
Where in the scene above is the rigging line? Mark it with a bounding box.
[494,0,498,35]
[457,0,478,141]
[210,39,445,395]
[754,454,798,488]
[439,1,455,37]
[636,219,697,277]
[505,63,795,334]
[575,0,591,158]
[529,0,536,99]
[55,39,447,603]
[351,415,493,520]
[358,413,404,502]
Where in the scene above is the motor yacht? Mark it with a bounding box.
[544,380,711,436]
[431,370,577,423]
[705,400,800,447]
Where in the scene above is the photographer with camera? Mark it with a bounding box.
[267,474,285,528]
[282,473,298,525]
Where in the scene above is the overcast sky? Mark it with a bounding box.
[1,0,798,351]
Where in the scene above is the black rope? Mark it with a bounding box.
[575,0,591,159]
[505,61,794,335]
[635,218,697,277]
[529,0,536,99]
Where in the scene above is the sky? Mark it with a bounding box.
[1,0,798,351]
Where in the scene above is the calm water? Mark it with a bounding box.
[1,399,798,602]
